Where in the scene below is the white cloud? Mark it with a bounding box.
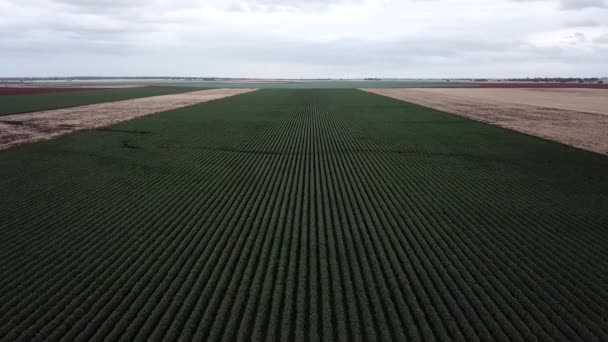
[0,0,607,77]
[511,0,608,10]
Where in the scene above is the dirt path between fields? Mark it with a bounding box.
[362,88,608,156]
[0,88,256,151]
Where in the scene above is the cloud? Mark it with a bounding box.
[47,0,362,13]
[1,0,607,77]
[511,0,608,10]
[560,0,607,9]
[563,19,601,27]
[225,0,363,12]
[573,32,587,41]
[594,33,608,43]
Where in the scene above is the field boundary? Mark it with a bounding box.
[0,88,257,151]
[361,88,608,156]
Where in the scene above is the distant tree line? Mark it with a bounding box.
[504,77,604,83]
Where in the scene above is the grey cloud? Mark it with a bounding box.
[560,0,607,9]
[573,32,586,41]
[1,0,607,77]
[594,33,608,43]
[49,0,150,12]
[48,0,361,13]
[511,0,608,10]
[201,33,570,70]
[563,19,601,27]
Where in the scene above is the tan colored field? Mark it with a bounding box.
[0,88,256,150]
[362,88,608,155]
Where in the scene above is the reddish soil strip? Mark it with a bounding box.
[0,84,160,96]
[473,82,608,89]
[0,88,256,150]
[362,88,608,156]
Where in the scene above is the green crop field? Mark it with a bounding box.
[0,89,607,341]
[0,87,207,116]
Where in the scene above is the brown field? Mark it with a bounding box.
[472,82,608,89]
[362,88,608,155]
[0,88,256,150]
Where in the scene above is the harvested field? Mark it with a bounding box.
[363,88,608,155]
[406,88,608,115]
[0,88,255,150]
[0,89,607,341]
[474,82,608,89]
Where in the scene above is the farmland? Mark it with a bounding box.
[0,87,207,116]
[471,82,608,89]
[0,88,255,150]
[0,89,607,341]
[0,87,109,96]
[364,88,608,155]
[375,88,608,115]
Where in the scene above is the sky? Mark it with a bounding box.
[0,0,607,78]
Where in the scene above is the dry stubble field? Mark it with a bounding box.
[363,88,608,155]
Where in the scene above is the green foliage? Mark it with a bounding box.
[0,87,208,116]
[0,89,607,341]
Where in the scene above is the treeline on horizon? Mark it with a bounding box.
[503,77,605,83]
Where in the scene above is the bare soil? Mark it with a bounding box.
[362,88,608,155]
[0,88,256,150]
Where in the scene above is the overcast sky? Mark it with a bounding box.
[1,0,607,78]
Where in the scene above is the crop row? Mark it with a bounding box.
[0,89,607,341]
